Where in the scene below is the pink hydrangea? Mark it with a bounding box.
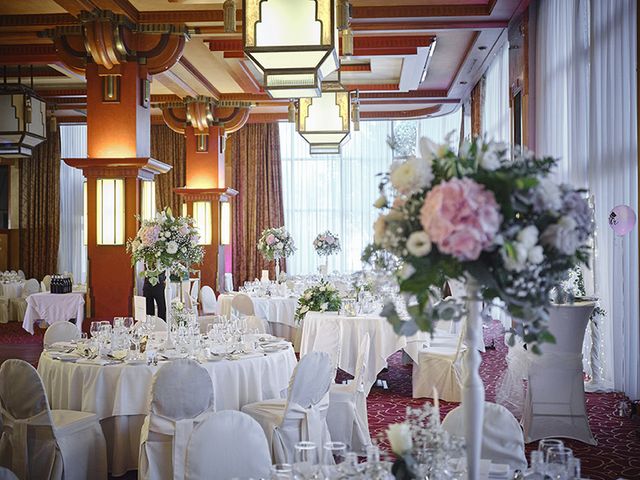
[140,224,161,247]
[266,233,277,245]
[420,177,502,261]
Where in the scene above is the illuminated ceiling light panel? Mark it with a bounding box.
[243,0,339,98]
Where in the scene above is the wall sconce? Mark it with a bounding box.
[220,201,231,246]
[196,134,209,152]
[192,201,212,245]
[140,180,156,221]
[102,75,121,102]
[96,178,125,245]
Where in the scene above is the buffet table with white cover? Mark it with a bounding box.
[300,311,428,393]
[37,345,297,475]
[22,292,85,334]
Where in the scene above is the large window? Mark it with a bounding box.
[483,44,510,143]
[280,111,461,274]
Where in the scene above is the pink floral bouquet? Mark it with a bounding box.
[257,226,296,261]
[364,137,593,349]
[313,231,341,256]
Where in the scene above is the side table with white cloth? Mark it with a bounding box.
[521,301,597,445]
[22,292,85,334]
[301,312,429,394]
[37,345,297,476]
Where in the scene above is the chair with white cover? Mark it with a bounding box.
[133,295,147,322]
[41,275,52,292]
[134,315,167,332]
[8,278,40,323]
[522,302,597,445]
[232,293,269,334]
[199,286,218,315]
[185,411,271,480]
[17,270,25,280]
[301,317,341,379]
[0,467,18,480]
[138,359,215,480]
[412,322,466,402]
[224,272,233,292]
[327,333,371,453]
[442,401,527,472]
[43,321,80,347]
[242,351,333,464]
[189,279,199,305]
[0,359,107,480]
[0,285,8,324]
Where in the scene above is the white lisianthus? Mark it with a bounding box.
[373,194,388,208]
[500,241,528,272]
[166,241,179,255]
[458,140,471,159]
[535,178,563,211]
[541,216,581,255]
[479,147,501,171]
[406,231,432,257]
[419,136,439,161]
[517,225,539,249]
[399,263,416,280]
[386,423,413,455]
[389,155,434,195]
[528,245,544,264]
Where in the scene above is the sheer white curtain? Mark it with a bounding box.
[280,110,461,274]
[535,0,639,398]
[483,44,510,143]
[59,125,87,284]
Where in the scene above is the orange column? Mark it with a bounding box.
[84,62,148,318]
[180,126,225,290]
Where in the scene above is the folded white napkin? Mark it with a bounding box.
[48,341,77,351]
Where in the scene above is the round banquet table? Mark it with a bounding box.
[300,311,430,394]
[37,346,297,476]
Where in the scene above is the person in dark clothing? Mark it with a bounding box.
[143,273,166,320]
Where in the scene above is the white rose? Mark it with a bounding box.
[535,178,563,211]
[166,241,178,255]
[387,423,413,455]
[479,147,501,171]
[373,194,388,209]
[500,241,528,272]
[319,286,326,292]
[528,245,544,264]
[320,302,329,311]
[541,216,580,255]
[406,231,432,257]
[389,156,434,195]
[517,225,539,249]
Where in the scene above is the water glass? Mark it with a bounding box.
[270,464,293,480]
[293,441,318,480]
[546,446,573,480]
[567,457,581,479]
[538,438,564,457]
[322,441,346,478]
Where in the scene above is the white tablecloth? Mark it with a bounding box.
[0,281,23,298]
[37,347,297,475]
[22,292,85,334]
[219,293,298,327]
[300,312,428,393]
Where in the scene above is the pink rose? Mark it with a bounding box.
[420,178,501,261]
[266,234,276,245]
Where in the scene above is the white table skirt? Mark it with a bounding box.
[300,312,428,393]
[1,281,23,298]
[219,293,299,328]
[37,347,297,475]
[23,292,85,334]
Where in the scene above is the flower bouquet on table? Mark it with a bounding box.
[127,207,205,286]
[169,298,192,327]
[313,231,341,256]
[295,281,342,322]
[363,135,594,351]
[257,226,296,280]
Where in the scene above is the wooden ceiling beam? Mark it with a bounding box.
[351,1,496,20]
[52,0,97,17]
[0,44,60,64]
[178,56,221,101]
[351,19,509,32]
[0,14,78,29]
[90,0,139,22]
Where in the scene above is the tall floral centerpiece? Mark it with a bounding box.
[364,136,593,477]
[313,230,341,275]
[127,207,204,347]
[257,226,296,281]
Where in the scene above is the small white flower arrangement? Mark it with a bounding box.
[295,281,342,322]
[169,298,191,327]
[313,231,341,256]
[257,226,296,261]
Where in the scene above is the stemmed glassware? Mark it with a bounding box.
[293,441,318,480]
[321,442,346,479]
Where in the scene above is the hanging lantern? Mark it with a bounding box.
[297,81,351,155]
[243,0,339,99]
[287,100,297,123]
[0,84,46,158]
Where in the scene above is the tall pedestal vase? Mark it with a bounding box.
[463,277,484,479]
[163,268,175,349]
[274,257,281,282]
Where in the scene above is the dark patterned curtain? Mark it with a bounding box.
[19,127,61,280]
[151,125,186,213]
[230,123,285,286]
[470,76,486,137]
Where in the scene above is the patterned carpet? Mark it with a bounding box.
[0,321,638,479]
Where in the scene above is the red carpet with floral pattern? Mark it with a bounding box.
[0,320,638,479]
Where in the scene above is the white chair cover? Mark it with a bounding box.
[43,321,81,347]
[224,272,233,293]
[412,321,466,401]
[135,316,167,332]
[9,279,39,323]
[232,293,269,334]
[17,270,25,280]
[134,295,147,322]
[0,359,107,480]
[521,303,596,445]
[189,279,200,304]
[0,286,8,324]
[199,286,218,315]
[327,333,371,453]
[0,467,18,480]
[242,351,333,464]
[139,359,215,480]
[41,275,51,292]
[185,411,271,480]
[442,402,527,471]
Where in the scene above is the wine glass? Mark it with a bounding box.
[538,438,564,460]
[546,446,573,480]
[322,442,346,478]
[270,464,293,480]
[90,321,100,339]
[123,317,134,332]
[293,441,318,480]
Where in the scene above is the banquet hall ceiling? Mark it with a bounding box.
[0,0,529,123]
